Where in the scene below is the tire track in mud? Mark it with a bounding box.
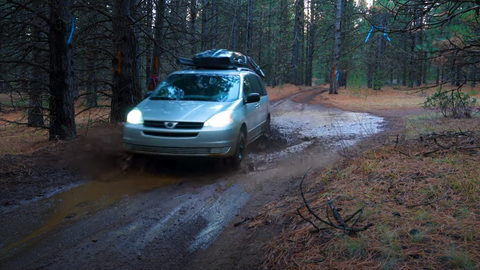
[270,86,327,108]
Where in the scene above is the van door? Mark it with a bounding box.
[248,74,269,136]
[249,74,270,132]
[242,76,261,141]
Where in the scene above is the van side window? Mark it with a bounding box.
[257,77,267,96]
[248,74,267,96]
[243,76,253,98]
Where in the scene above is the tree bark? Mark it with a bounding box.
[201,0,209,51]
[245,0,253,55]
[305,1,316,87]
[266,0,272,85]
[469,57,477,87]
[210,0,217,48]
[144,0,153,91]
[402,38,407,86]
[408,7,419,88]
[148,0,165,92]
[230,0,238,50]
[0,23,3,96]
[111,0,141,123]
[86,53,98,108]
[29,0,45,127]
[48,0,76,140]
[373,17,386,90]
[329,0,342,94]
[190,0,198,54]
[289,0,304,85]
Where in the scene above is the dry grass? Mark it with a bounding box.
[256,85,480,270]
[266,83,305,102]
[259,128,480,269]
[312,84,480,113]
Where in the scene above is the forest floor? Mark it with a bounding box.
[1,83,480,269]
[257,84,480,270]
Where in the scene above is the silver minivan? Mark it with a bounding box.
[123,54,270,167]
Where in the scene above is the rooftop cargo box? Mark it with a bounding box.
[177,49,265,78]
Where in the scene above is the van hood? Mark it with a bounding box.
[138,99,237,122]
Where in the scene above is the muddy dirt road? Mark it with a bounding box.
[0,91,385,270]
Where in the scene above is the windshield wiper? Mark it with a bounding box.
[149,96,175,100]
[182,96,211,101]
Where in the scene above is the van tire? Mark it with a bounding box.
[230,131,246,169]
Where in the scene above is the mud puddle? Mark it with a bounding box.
[248,100,385,170]
[0,171,183,259]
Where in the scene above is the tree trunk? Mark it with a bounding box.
[111,0,141,123]
[373,17,386,90]
[86,11,99,108]
[401,35,407,86]
[416,32,423,86]
[329,0,342,94]
[190,0,198,54]
[408,8,419,88]
[144,0,153,91]
[266,0,272,85]
[29,0,45,127]
[367,63,373,88]
[28,77,44,126]
[0,23,3,96]
[408,38,416,88]
[289,0,303,85]
[201,0,209,50]
[48,0,76,140]
[305,2,316,87]
[87,54,98,108]
[422,51,427,85]
[230,0,238,50]
[148,0,165,92]
[469,57,477,87]
[210,0,217,48]
[245,0,252,55]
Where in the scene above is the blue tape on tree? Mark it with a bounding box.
[67,18,75,45]
[365,26,374,43]
[384,30,391,42]
[365,25,391,43]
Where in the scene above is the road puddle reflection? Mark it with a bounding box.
[3,172,181,255]
[272,101,385,146]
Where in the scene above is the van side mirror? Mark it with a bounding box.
[246,93,260,103]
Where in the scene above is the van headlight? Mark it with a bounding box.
[126,108,144,124]
[204,110,233,127]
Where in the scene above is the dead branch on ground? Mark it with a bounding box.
[297,168,374,235]
[393,130,480,157]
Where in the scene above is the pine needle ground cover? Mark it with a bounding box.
[313,85,480,114]
[257,85,480,269]
[257,109,480,269]
[0,93,111,155]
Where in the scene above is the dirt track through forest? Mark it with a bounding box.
[0,92,386,270]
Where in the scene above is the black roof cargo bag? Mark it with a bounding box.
[177,49,265,78]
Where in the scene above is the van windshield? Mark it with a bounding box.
[150,73,240,102]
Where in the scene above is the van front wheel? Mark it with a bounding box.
[230,131,246,169]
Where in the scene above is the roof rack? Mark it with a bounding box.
[176,49,265,78]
